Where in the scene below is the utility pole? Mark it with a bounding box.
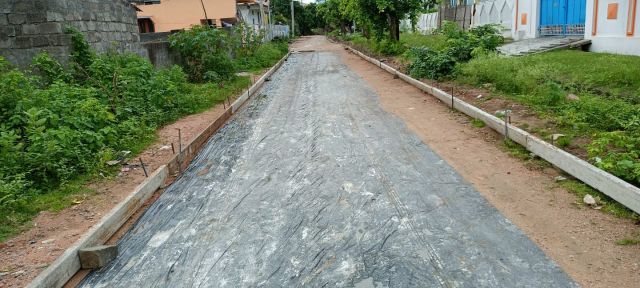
[199,0,210,27]
[290,0,295,37]
[268,1,273,40]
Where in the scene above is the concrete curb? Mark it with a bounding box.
[27,51,292,288]
[232,52,291,113]
[346,45,640,214]
[26,166,168,288]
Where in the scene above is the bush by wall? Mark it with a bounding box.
[406,22,504,79]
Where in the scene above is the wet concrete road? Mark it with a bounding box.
[80,52,577,287]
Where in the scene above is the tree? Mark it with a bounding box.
[270,0,321,35]
[318,0,353,33]
[363,0,434,41]
[319,0,435,41]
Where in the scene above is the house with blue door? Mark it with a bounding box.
[511,0,640,55]
[511,0,587,39]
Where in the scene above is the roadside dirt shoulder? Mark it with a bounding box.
[309,36,639,288]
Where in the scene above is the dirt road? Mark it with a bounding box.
[78,39,577,287]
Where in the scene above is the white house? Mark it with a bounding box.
[510,0,640,55]
[406,0,640,55]
[585,0,640,54]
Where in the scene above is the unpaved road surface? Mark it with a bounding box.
[79,48,576,286]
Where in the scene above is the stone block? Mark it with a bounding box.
[27,13,47,24]
[0,38,13,49]
[46,11,64,22]
[81,11,91,21]
[38,22,63,34]
[0,0,10,13]
[78,245,118,269]
[86,21,96,31]
[48,34,71,46]
[14,36,31,49]
[0,14,7,26]
[22,24,38,35]
[0,26,16,38]
[8,14,26,25]
[31,35,49,47]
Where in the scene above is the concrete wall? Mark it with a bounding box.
[441,5,474,30]
[137,0,237,32]
[512,0,541,40]
[142,40,183,68]
[473,0,514,37]
[585,0,640,55]
[0,0,143,68]
[401,12,439,33]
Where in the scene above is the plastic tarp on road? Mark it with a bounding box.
[80,52,577,287]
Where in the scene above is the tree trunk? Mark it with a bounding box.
[388,14,400,41]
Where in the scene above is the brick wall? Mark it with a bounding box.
[0,0,145,68]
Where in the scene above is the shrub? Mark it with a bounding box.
[407,22,504,79]
[0,29,199,238]
[169,25,235,82]
[588,131,640,185]
[407,47,456,79]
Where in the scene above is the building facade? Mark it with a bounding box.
[585,0,640,54]
[135,0,239,32]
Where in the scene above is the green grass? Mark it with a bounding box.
[340,32,446,57]
[457,50,640,105]
[187,76,251,112]
[616,237,640,246]
[233,41,290,73]
[456,50,640,186]
[471,118,486,128]
[400,33,448,51]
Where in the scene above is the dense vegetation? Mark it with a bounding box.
[169,24,289,82]
[270,0,324,35]
[0,26,288,241]
[318,0,436,41]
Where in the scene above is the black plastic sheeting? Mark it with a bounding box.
[79,52,578,288]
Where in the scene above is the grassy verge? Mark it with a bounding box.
[336,32,446,57]
[457,50,640,187]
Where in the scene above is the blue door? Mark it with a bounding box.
[539,0,586,35]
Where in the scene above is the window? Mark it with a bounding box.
[137,18,155,33]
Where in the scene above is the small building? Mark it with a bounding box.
[236,0,268,33]
[585,0,640,55]
[0,0,144,68]
[135,0,239,33]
